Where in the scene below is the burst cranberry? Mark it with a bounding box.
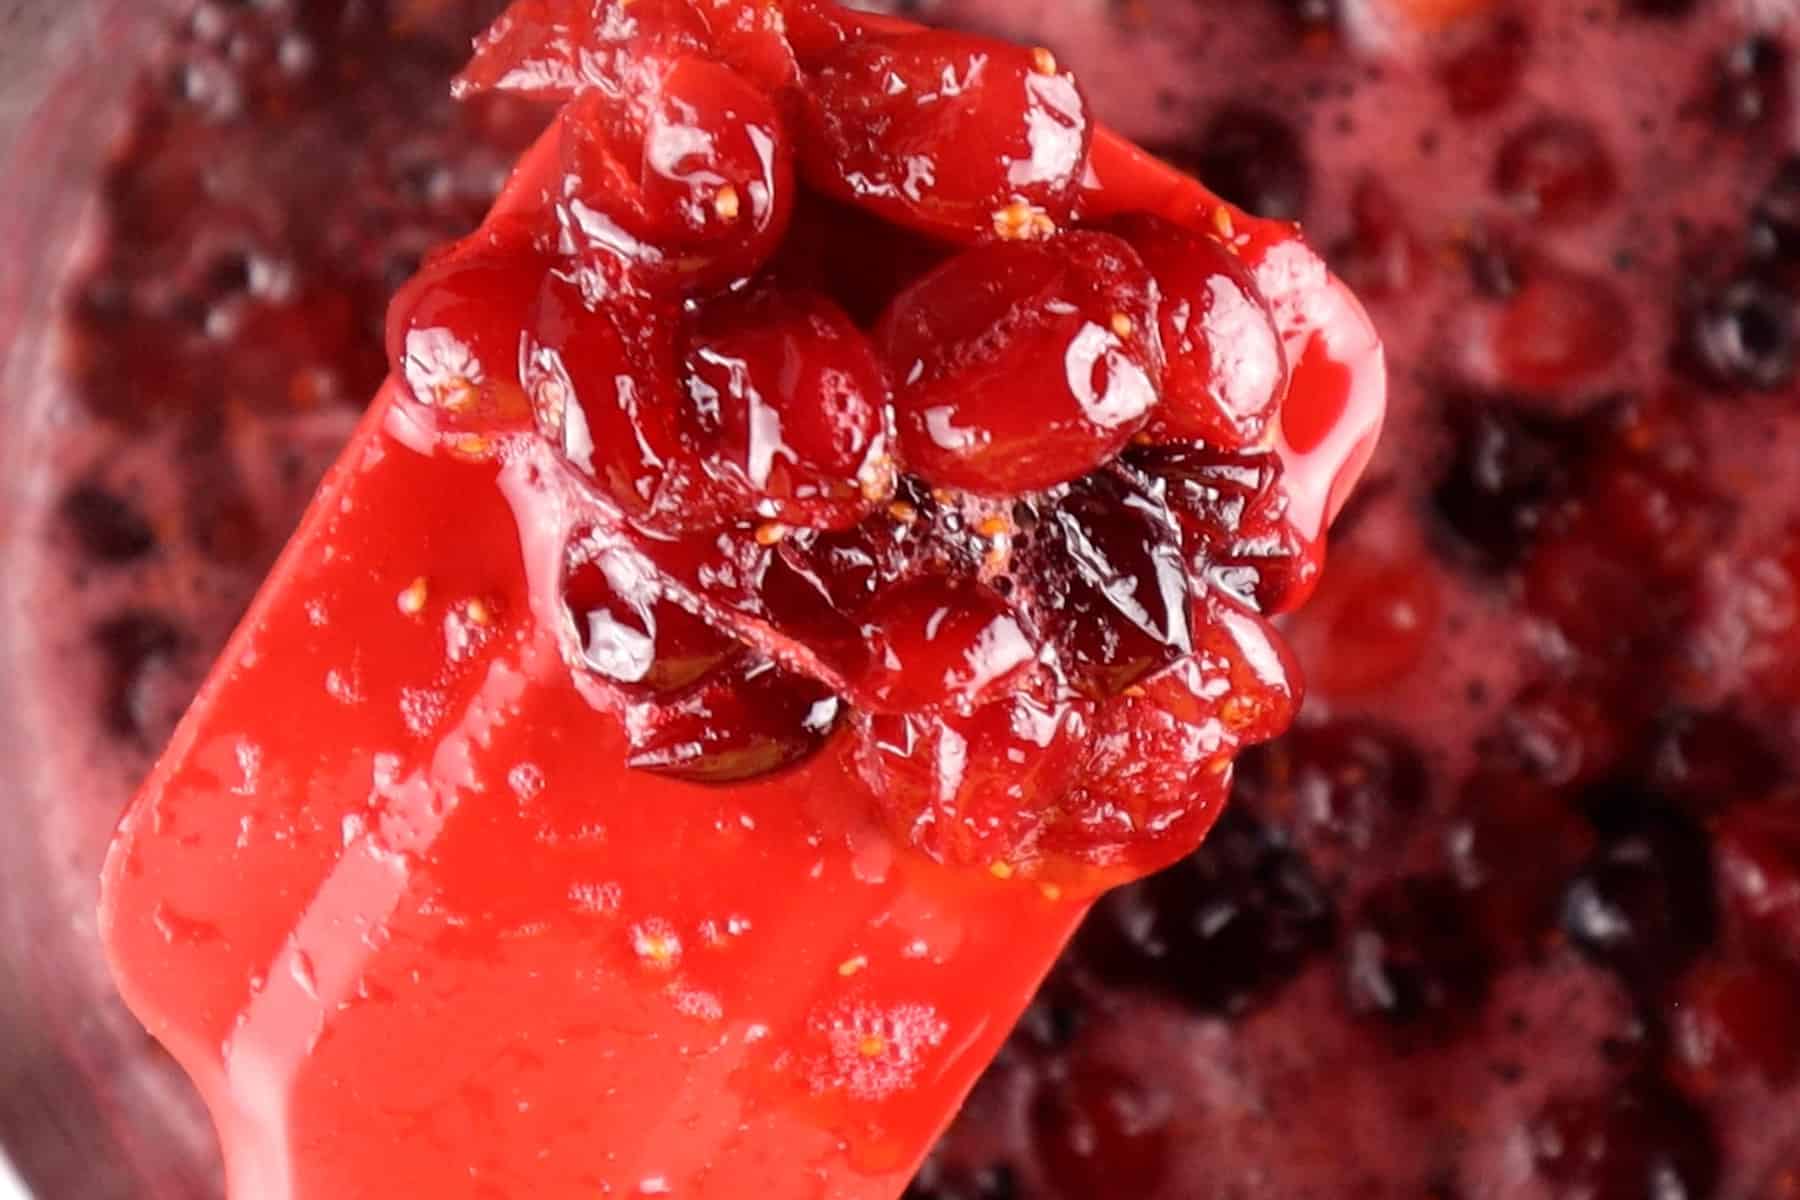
[456,0,712,101]
[795,31,1092,243]
[623,652,841,782]
[1078,804,1336,1015]
[1671,959,1800,1089]
[554,53,793,292]
[1343,873,1493,1032]
[1133,443,1315,613]
[1310,556,1443,696]
[1492,116,1617,226]
[1254,720,1428,875]
[1493,263,1630,392]
[680,283,893,530]
[1025,466,1193,699]
[1560,808,1716,994]
[1329,176,1435,300]
[852,683,1092,867]
[1104,213,1287,450]
[854,576,1035,712]
[1030,1063,1173,1199]
[1714,799,1800,966]
[386,249,548,434]
[1679,273,1797,392]
[1647,709,1783,817]
[562,535,741,693]
[1528,1083,1720,1200]
[881,232,1164,495]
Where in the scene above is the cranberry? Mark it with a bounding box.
[456,0,713,101]
[880,232,1164,496]
[386,249,546,433]
[61,483,157,563]
[1024,466,1193,699]
[1441,16,1531,117]
[1165,103,1311,222]
[623,652,841,782]
[1430,393,1582,571]
[555,53,794,292]
[1311,556,1443,696]
[95,612,187,741]
[562,537,740,694]
[853,683,1091,868]
[1493,263,1631,392]
[796,31,1092,243]
[1077,804,1336,1015]
[1329,176,1435,300]
[528,273,690,526]
[904,1161,1018,1200]
[1444,769,1595,953]
[854,576,1035,713]
[1671,959,1800,1089]
[1103,213,1286,449]
[1560,808,1716,994]
[1343,874,1493,1032]
[1528,1083,1720,1200]
[1646,709,1783,818]
[1678,273,1796,392]
[1492,116,1617,226]
[1029,1064,1172,1198]
[680,283,892,531]
[1714,800,1800,966]
[1254,720,1428,875]
[1750,157,1800,266]
[1132,443,1313,614]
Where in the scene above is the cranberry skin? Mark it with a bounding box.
[854,576,1036,712]
[556,54,793,294]
[386,250,547,435]
[527,273,691,527]
[623,653,841,783]
[852,684,1092,868]
[1671,959,1800,1090]
[1025,466,1193,699]
[680,284,892,530]
[1528,1084,1720,1200]
[1105,213,1287,450]
[796,31,1092,244]
[1492,116,1617,226]
[1078,804,1335,1015]
[1132,443,1315,614]
[881,233,1164,496]
[456,0,712,101]
[562,538,740,694]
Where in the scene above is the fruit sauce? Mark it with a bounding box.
[16,0,1800,1196]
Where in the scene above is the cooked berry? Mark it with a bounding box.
[904,1161,1018,1200]
[1253,720,1428,872]
[1493,263,1631,392]
[1342,874,1493,1030]
[1329,176,1434,300]
[386,249,545,433]
[852,683,1092,867]
[562,537,740,693]
[1030,1064,1172,1198]
[1679,273,1796,392]
[1078,804,1335,1014]
[1311,556,1443,695]
[1671,960,1800,1088]
[1749,157,1800,265]
[554,53,794,292]
[1528,1083,1720,1200]
[1622,0,1699,15]
[680,283,892,530]
[1024,466,1193,699]
[1441,16,1531,117]
[796,30,1092,243]
[623,653,841,782]
[1429,393,1581,570]
[61,484,157,563]
[1167,103,1310,222]
[1492,116,1616,226]
[1104,213,1286,449]
[881,232,1164,496]
[1133,443,1313,613]
[457,0,715,101]
[853,576,1035,712]
[94,612,185,740]
[1560,808,1716,993]
[1714,36,1788,131]
[1713,800,1800,967]
[1646,709,1783,817]
[1444,769,1594,952]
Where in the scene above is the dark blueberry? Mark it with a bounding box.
[1646,708,1783,817]
[60,483,157,563]
[1714,37,1788,131]
[1250,720,1429,872]
[1023,466,1192,698]
[1559,807,1715,994]
[93,612,185,740]
[1159,104,1311,222]
[1679,274,1796,391]
[1529,1080,1720,1200]
[1342,874,1493,1031]
[1622,0,1699,15]
[1077,806,1336,1016]
[1749,157,1800,265]
[1429,394,1583,570]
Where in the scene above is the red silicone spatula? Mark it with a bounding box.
[99,4,1384,1197]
